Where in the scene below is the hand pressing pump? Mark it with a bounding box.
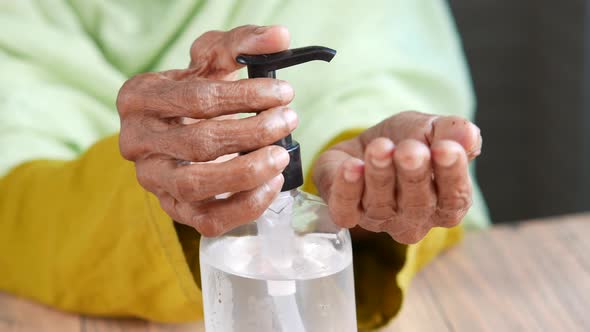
[199,46,357,332]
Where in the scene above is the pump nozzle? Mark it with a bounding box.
[237,46,336,191]
[237,46,336,78]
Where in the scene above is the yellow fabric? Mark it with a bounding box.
[0,132,461,330]
[0,134,202,322]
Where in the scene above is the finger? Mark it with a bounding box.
[430,117,482,160]
[165,146,289,202]
[391,139,437,240]
[172,174,285,237]
[119,75,293,119]
[189,25,291,78]
[363,111,437,144]
[358,111,482,160]
[359,138,396,232]
[326,157,365,228]
[150,106,298,161]
[431,140,472,227]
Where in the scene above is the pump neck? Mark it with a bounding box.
[236,46,336,192]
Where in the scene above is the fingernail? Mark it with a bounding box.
[344,161,363,183]
[270,147,290,169]
[436,149,459,167]
[399,152,426,170]
[268,174,285,189]
[282,108,298,130]
[278,82,294,101]
[371,141,395,168]
[371,155,392,168]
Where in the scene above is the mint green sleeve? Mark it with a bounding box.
[0,1,123,175]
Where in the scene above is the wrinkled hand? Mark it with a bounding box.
[313,111,482,244]
[117,25,297,236]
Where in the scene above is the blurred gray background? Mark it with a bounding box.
[448,0,590,223]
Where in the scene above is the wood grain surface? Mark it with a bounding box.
[1,214,589,331]
[386,213,590,332]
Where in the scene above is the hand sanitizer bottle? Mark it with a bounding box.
[199,47,357,332]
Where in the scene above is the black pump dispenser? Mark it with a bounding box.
[237,46,336,192]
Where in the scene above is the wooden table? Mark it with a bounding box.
[387,213,590,332]
[1,214,589,332]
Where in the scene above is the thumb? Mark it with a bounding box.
[313,150,365,229]
[189,25,291,79]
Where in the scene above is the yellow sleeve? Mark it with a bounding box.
[303,129,463,331]
[0,134,202,322]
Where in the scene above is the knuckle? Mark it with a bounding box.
[118,123,147,161]
[239,205,263,224]
[179,82,196,108]
[399,111,437,143]
[269,81,287,105]
[190,204,224,237]
[362,199,394,218]
[196,82,223,115]
[439,189,472,211]
[118,131,136,160]
[436,205,470,228]
[174,82,199,113]
[329,205,358,228]
[115,90,133,115]
[172,171,202,201]
[437,214,464,227]
[226,80,261,110]
[366,170,394,187]
[397,110,433,131]
[435,189,471,227]
[191,30,223,55]
[243,158,267,181]
[201,30,224,41]
[158,197,175,216]
[330,189,358,206]
[398,205,435,221]
[229,24,258,40]
[187,125,217,161]
[240,81,259,107]
[135,165,154,190]
[116,81,139,115]
[360,215,388,232]
[253,185,273,209]
[401,169,432,185]
[172,174,191,200]
[116,73,159,115]
[254,117,281,144]
[194,218,222,237]
[386,222,429,244]
[242,187,274,221]
[243,80,282,109]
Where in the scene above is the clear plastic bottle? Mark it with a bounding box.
[199,189,356,332]
[199,46,356,331]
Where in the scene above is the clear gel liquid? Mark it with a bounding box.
[200,235,357,332]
